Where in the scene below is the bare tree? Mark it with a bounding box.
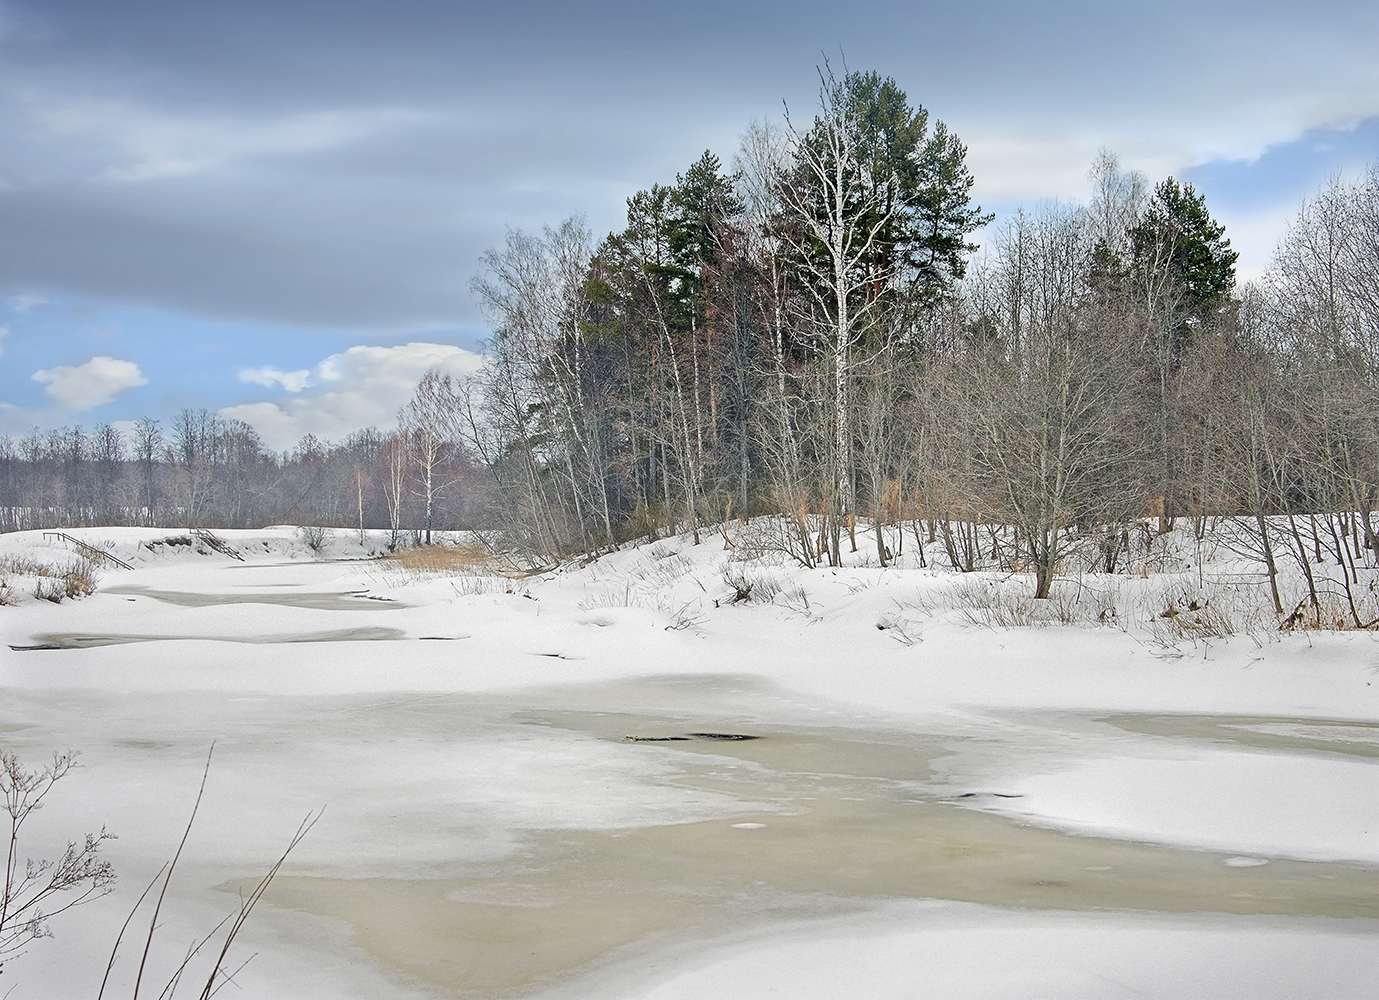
[398,370,467,545]
[471,219,618,555]
[963,204,1144,597]
[1086,147,1147,260]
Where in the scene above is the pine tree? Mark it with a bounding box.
[1130,177,1238,323]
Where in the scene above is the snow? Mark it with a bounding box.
[2,524,1378,999]
[991,748,1379,864]
[582,903,1379,1000]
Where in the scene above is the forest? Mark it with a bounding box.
[2,68,1377,616]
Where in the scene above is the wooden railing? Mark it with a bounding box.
[42,532,134,570]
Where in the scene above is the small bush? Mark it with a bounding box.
[298,525,329,553]
[1278,588,1379,632]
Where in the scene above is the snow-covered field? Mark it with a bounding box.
[2,524,1377,999]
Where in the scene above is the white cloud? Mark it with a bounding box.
[110,419,143,441]
[220,341,484,450]
[0,326,7,357]
[31,356,148,410]
[238,365,313,392]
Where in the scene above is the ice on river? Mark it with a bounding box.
[1,526,1377,999]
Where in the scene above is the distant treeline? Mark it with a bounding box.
[0,406,488,544]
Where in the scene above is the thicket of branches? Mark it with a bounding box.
[467,69,1379,604]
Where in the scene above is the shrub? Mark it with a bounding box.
[297,524,329,553]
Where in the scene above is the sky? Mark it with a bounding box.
[1,0,1377,450]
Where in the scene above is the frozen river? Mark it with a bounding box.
[3,527,1378,999]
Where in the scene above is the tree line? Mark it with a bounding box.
[0,396,488,545]
[466,67,1379,609]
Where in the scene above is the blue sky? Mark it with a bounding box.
[1,0,1377,448]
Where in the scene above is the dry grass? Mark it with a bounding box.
[719,563,784,604]
[381,542,497,575]
[31,559,98,602]
[936,576,1123,629]
[1279,589,1379,632]
[0,554,98,603]
[1146,593,1237,641]
[0,555,54,577]
[60,558,98,598]
[577,582,645,611]
[34,577,66,603]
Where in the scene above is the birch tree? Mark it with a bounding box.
[780,66,899,562]
[398,370,467,545]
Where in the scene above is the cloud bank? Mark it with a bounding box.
[0,0,1374,336]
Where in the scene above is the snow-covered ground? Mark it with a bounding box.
[1,524,1377,999]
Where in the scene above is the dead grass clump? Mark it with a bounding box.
[382,543,496,575]
[1149,594,1236,639]
[777,583,812,617]
[34,578,65,602]
[3,555,98,602]
[944,576,1122,629]
[61,558,98,598]
[719,564,783,605]
[0,555,52,577]
[1279,589,1379,631]
[451,576,526,597]
[578,582,644,611]
[876,610,921,645]
[638,551,696,588]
